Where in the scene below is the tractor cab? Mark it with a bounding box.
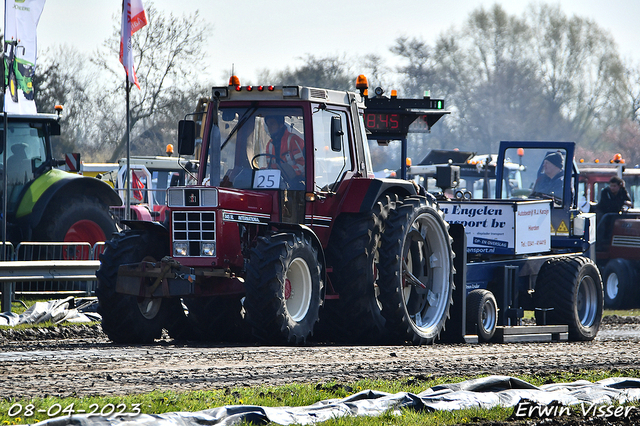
[178,81,358,228]
[1,114,62,219]
[496,141,595,253]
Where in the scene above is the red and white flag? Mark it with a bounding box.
[119,0,147,89]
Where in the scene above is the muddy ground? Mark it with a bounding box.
[1,316,639,425]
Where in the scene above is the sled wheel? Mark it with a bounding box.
[466,289,498,342]
[321,195,395,343]
[534,256,603,341]
[378,195,455,345]
[602,259,635,309]
[96,230,180,343]
[244,231,322,344]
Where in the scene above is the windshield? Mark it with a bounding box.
[502,147,567,205]
[1,122,47,211]
[205,107,305,190]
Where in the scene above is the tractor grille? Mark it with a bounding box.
[612,235,640,248]
[172,211,216,256]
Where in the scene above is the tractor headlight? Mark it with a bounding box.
[201,242,215,256]
[174,242,188,256]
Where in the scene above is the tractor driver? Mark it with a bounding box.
[264,114,305,189]
[595,176,632,250]
[532,151,564,202]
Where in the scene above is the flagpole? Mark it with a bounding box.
[125,78,131,220]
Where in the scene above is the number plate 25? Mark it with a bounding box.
[253,169,281,189]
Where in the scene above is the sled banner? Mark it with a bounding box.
[3,0,46,114]
[119,0,147,90]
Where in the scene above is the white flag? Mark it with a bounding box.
[3,0,47,114]
[119,0,147,90]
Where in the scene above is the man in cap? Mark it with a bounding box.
[532,151,564,202]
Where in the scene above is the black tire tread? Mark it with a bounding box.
[534,256,603,341]
[322,195,395,343]
[96,230,176,343]
[244,232,322,344]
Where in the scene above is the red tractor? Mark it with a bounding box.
[578,159,640,308]
[96,76,454,344]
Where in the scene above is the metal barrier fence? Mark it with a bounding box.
[0,241,104,313]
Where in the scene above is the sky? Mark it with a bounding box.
[7,0,640,85]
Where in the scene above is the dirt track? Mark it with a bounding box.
[1,319,639,400]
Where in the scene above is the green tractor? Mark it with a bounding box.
[3,41,34,103]
[1,112,121,256]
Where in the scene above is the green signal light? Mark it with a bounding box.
[437,100,442,109]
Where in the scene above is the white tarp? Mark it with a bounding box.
[31,375,640,425]
[0,297,100,326]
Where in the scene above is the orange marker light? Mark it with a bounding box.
[228,75,240,86]
[517,148,524,157]
[356,75,369,91]
[391,90,398,98]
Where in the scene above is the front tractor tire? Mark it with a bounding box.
[244,232,323,344]
[96,230,183,343]
[378,196,455,345]
[534,256,603,341]
[33,196,118,255]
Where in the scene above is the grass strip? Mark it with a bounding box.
[1,370,640,425]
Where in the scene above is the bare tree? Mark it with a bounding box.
[91,2,211,162]
[391,4,628,155]
[33,45,96,158]
[266,54,354,91]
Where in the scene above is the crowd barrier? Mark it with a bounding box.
[0,241,104,313]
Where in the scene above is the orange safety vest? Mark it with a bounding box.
[266,130,305,176]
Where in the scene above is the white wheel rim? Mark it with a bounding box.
[285,257,312,322]
[606,273,619,301]
[577,274,598,327]
[481,299,497,333]
[401,212,451,333]
[138,298,161,320]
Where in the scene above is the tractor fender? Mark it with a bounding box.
[21,170,122,229]
[269,222,327,296]
[357,178,417,213]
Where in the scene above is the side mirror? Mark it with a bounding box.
[330,116,343,152]
[49,121,61,136]
[178,120,196,156]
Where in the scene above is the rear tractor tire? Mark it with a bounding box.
[321,195,394,344]
[244,231,323,344]
[534,256,603,341]
[96,230,185,343]
[378,196,455,345]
